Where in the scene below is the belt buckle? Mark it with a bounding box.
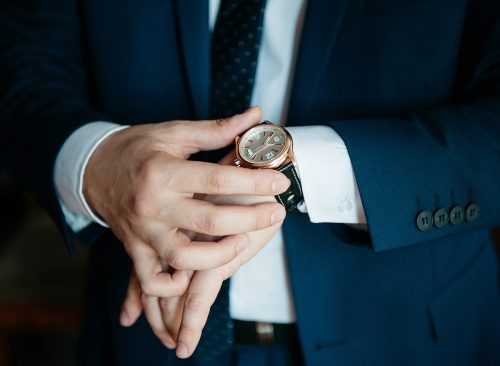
[255,322,275,346]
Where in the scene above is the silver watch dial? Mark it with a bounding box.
[238,125,287,164]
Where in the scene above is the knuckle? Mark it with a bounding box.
[220,238,238,260]
[212,118,229,139]
[159,297,171,310]
[165,248,187,269]
[179,326,198,346]
[251,176,260,195]
[178,275,191,293]
[141,281,156,297]
[214,118,225,127]
[169,122,191,139]
[249,208,264,230]
[136,154,163,188]
[219,124,234,142]
[255,170,274,193]
[173,281,188,297]
[207,170,229,194]
[167,121,185,134]
[184,292,204,312]
[195,213,220,235]
[169,273,189,297]
[161,162,175,188]
[129,192,153,218]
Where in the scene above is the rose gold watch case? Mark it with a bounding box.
[234,122,294,169]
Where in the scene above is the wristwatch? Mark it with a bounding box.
[234,121,303,212]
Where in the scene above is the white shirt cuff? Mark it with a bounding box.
[287,126,367,224]
[54,122,129,232]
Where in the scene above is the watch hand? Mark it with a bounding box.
[251,141,273,159]
[255,133,276,155]
[251,144,266,155]
[263,132,275,145]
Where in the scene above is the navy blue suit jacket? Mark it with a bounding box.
[1,0,499,365]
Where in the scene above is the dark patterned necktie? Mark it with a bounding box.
[210,0,268,119]
[193,1,268,364]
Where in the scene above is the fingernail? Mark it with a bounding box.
[271,208,287,224]
[176,342,189,359]
[272,178,291,193]
[237,235,249,254]
[244,105,257,113]
[119,310,130,326]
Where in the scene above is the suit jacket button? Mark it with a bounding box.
[416,211,433,231]
[433,208,449,229]
[465,203,480,222]
[449,205,465,225]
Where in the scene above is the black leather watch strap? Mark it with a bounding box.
[275,162,303,212]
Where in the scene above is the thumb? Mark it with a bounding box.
[183,106,263,153]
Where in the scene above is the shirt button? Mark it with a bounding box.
[338,200,352,213]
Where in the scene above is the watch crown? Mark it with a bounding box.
[234,159,241,167]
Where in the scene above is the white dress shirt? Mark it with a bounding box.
[54,0,366,324]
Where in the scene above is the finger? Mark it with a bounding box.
[216,253,245,281]
[179,106,263,153]
[176,271,224,359]
[131,244,191,297]
[234,222,283,266]
[156,233,249,271]
[170,199,286,236]
[142,295,177,349]
[120,271,143,327]
[166,159,291,196]
[159,293,186,341]
[208,224,282,281]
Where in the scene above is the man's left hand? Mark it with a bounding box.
[119,188,283,359]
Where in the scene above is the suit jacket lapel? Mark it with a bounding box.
[288,0,351,123]
[173,0,210,119]
[173,0,351,122]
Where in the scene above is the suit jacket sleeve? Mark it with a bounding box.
[0,0,112,251]
[329,1,500,252]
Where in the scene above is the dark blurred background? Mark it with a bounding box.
[0,169,88,366]
[0,168,498,366]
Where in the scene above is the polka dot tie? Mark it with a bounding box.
[192,281,232,364]
[192,1,267,364]
[210,0,268,119]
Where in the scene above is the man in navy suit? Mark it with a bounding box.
[1,0,500,365]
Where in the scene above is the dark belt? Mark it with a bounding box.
[233,320,299,346]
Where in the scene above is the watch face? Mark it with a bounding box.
[238,124,287,164]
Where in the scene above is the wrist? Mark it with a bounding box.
[54,122,128,228]
[81,125,130,225]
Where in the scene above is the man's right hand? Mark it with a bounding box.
[83,106,290,316]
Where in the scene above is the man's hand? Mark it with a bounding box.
[84,107,290,345]
[175,194,282,359]
[120,193,283,357]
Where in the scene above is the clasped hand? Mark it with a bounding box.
[83,107,289,358]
